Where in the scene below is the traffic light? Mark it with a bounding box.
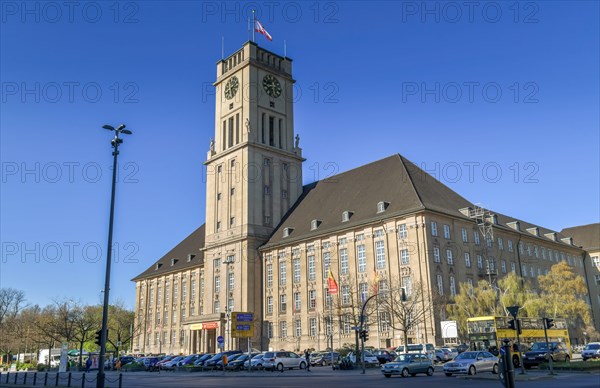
[94,330,102,346]
[360,330,369,342]
[508,319,516,330]
[516,319,522,335]
[544,318,554,329]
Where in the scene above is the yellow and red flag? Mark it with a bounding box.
[327,268,338,294]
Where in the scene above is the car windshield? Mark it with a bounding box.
[530,343,550,351]
[585,344,600,350]
[456,352,477,360]
[394,354,412,362]
[252,354,263,360]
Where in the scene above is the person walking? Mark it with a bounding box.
[85,357,92,373]
[304,349,311,372]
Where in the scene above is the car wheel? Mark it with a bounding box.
[384,373,391,378]
[277,363,284,372]
[401,368,409,378]
[582,357,587,362]
[564,356,570,363]
[426,366,434,376]
[299,361,306,369]
[512,355,520,368]
[445,373,452,377]
[468,365,476,375]
[492,363,499,374]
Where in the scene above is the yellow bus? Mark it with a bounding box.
[466,316,571,367]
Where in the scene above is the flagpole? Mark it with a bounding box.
[252,10,255,42]
[247,17,250,42]
[221,36,224,60]
[284,40,287,58]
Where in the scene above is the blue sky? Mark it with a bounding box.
[1,1,598,309]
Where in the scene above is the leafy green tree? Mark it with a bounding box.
[446,280,502,339]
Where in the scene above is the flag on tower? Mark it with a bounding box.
[327,268,338,294]
[255,20,273,41]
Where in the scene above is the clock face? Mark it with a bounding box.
[224,76,239,100]
[262,75,281,98]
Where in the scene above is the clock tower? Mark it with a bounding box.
[201,41,304,350]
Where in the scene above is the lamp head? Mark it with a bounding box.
[103,125,115,131]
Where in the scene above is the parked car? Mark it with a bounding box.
[446,347,459,360]
[456,343,469,353]
[316,351,340,366]
[373,349,395,364]
[178,354,200,366]
[523,342,570,368]
[582,342,600,361]
[155,355,176,368]
[204,351,242,370]
[161,356,185,370]
[142,357,161,371]
[381,353,434,378]
[347,351,379,366]
[216,353,243,370]
[226,353,259,370]
[434,348,451,363]
[395,344,435,360]
[263,351,307,371]
[244,353,266,370]
[309,352,324,366]
[443,351,499,376]
[193,353,214,366]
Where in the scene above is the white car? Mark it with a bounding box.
[262,351,307,371]
[348,351,379,365]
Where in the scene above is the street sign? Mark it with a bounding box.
[507,306,519,318]
[231,312,254,338]
[217,335,224,344]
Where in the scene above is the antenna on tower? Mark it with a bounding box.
[284,40,287,58]
[221,36,224,59]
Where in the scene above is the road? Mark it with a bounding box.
[2,366,599,388]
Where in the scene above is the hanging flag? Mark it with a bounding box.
[255,20,273,41]
[374,270,379,294]
[327,268,338,294]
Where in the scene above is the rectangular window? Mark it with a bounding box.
[357,245,367,272]
[431,221,438,236]
[359,282,368,302]
[534,245,539,258]
[436,275,444,295]
[375,241,386,269]
[342,315,351,334]
[530,266,534,277]
[401,249,410,265]
[374,229,384,237]
[519,243,525,255]
[474,231,481,245]
[280,294,287,312]
[443,224,451,239]
[173,281,178,301]
[266,296,273,314]
[592,256,600,267]
[498,237,504,250]
[511,262,516,273]
[323,252,331,279]
[461,228,468,242]
[266,322,273,339]
[165,284,170,302]
[433,246,441,263]
[228,272,234,291]
[398,224,407,239]
[294,319,302,337]
[214,300,220,314]
[595,275,600,285]
[477,255,483,269]
[450,276,456,296]
[340,248,349,275]
[172,310,177,324]
[521,264,527,277]
[191,279,196,298]
[214,276,220,292]
[308,255,316,281]
[446,249,453,265]
[527,244,532,256]
[486,236,493,248]
[293,258,301,283]
[308,290,316,309]
[464,252,471,267]
[501,260,507,273]
[182,279,187,299]
[541,247,546,260]
[294,292,301,312]
[401,276,412,297]
[342,285,350,305]
[309,318,317,336]
[280,260,287,286]
[508,240,514,252]
[379,311,390,332]
[280,321,287,338]
[266,263,273,287]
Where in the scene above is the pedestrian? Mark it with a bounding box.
[304,349,310,372]
[116,358,121,371]
[85,357,92,373]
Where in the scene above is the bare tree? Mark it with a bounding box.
[378,279,436,349]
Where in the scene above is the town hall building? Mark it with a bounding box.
[131,42,599,355]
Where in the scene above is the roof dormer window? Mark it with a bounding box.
[171,258,178,266]
[283,227,294,238]
[155,263,163,270]
[342,211,353,222]
[377,201,389,213]
[187,254,195,262]
[310,219,321,230]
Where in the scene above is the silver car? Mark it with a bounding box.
[582,342,600,361]
[381,353,434,378]
[262,351,307,371]
[443,351,499,376]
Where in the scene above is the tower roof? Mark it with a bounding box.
[560,223,600,251]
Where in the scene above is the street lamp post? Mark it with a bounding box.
[97,124,132,388]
